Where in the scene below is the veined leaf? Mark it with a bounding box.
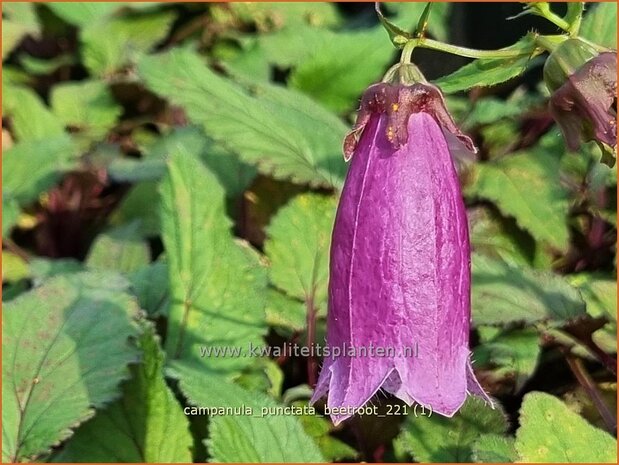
[515,392,617,462]
[86,222,151,273]
[2,273,140,462]
[395,397,508,463]
[170,361,325,462]
[50,80,122,147]
[2,3,39,59]
[159,149,267,374]
[472,254,586,326]
[435,37,538,94]
[53,323,192,462]
[3,135,76,205]
[139,48,347,188]
[265,193,337,316]
[289,28,394,113]
[580,2,617,49]
[2,83,66,142]
[470,150,570,250]
[82,11,175,76]
[472,434,517,463]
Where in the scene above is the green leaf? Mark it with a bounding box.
[47,2,125,26]
[50,80,122,147]
[160,149,267,374]
[472,254,586,326]
[435,37,538,94]
[472,434,517,463]
[138,48,347,188]
[2,196,20,236]
[468,206,535,266]
[54,323,192,462]
[2,252,30,282]
[293,401,357,461]
[3,135,76,205]
[229,2,340,29]
[389,2,452,41]
[265,193,337,316]
[470,150,570,250]
[129,262,170,317]
[82,11,175,76]
[29,258,83,281]
[19,54,75,76]
[2,3,39,59]
[2,272,140,462]
[86,222,151,273]
[570,275,617,353]
[110,181,161,237]
[2,83,66,142]
[396,397,508,463]
[289,28,394,113]
[515,392,617,462]
[170,361,325,462]
[474,327,541,390]
[580,2,617,49]
[265,289,307,334]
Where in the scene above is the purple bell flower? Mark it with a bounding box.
[548,52,617,155]
[311,82,492,425]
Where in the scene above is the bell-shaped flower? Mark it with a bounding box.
[311,80,492,425]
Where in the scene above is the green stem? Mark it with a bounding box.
[400,39,417,64]
[539,9,571,32]
[415,37,528,59]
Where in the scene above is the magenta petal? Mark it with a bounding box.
[313,111,491,424]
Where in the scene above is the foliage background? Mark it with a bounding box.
[2,1,617,463]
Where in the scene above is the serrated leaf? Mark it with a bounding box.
[54,323,192,462]
[396,397,507,463]
[265,193,337,316]
[170,361,325,462]
[2,83,66,142]
[47,2,126,26]
[471,150,570,250]
[435,37,538,94]
[388,2,451,41]
[86,222,151,273]
[474,328,541,390]
[138,48,347,188]
[515,392,617,462]
[129,262,170,317]
[472,434,517,463]
[229,2,340,29]
[265,289,307,334]
[3,135,76,205]
[2,3,39,59]
[289,28,394,113]
[293,400,357,461]
[82,11,175,76]
[111,181,161,237]
[2,273,140,462]
[160,149,267,374]
[472,254,586,326]
[580,2,617,49]
[50,80,122,147]
[468,206,535,266]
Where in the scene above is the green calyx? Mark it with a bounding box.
[382,63,428,86]
[543,38,599,92]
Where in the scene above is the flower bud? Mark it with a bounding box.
[543,39,599,92]
[546,49,617,160]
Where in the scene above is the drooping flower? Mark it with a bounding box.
[543,39,617,163]
[311,80,492,425]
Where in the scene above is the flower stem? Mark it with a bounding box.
[564,352,617,434]
[409,37,530,60]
